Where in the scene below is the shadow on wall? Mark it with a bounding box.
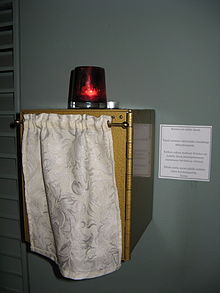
[128,220,184,292]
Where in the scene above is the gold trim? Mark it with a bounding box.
[124,110,133,260]
[21,109,129,115]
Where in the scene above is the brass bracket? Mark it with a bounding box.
[10,119,23,128]
[107,121,129,129]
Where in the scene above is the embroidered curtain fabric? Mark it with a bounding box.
[22,113,122,279]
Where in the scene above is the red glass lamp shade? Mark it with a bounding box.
[68,66,107,108]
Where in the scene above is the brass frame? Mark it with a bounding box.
[124,110,133,260]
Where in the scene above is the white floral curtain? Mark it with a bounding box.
[22,113,122,279]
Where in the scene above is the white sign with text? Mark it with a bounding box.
[159,125,212,181]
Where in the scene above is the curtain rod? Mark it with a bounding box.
[11,119,129,129]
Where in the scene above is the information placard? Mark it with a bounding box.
[159,125,212,181]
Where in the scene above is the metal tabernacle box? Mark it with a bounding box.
[18,109,155,260]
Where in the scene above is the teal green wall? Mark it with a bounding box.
[20,0,220,292]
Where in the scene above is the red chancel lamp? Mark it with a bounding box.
[68,66,107,108]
